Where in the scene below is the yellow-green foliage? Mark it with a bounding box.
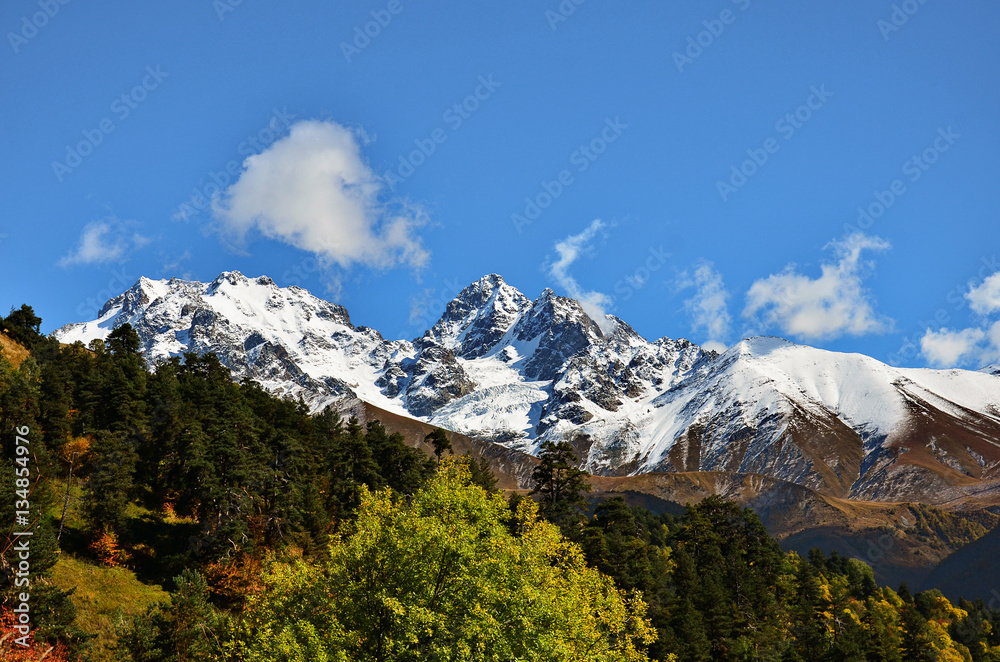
[0,331,29,368]
[230,461,660,662]
[909,504,992,548]
[49,555,169,661]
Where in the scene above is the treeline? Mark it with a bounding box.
[2,305,1000,661]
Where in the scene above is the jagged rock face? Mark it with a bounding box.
[57,272,391,411]
[55,272,1000,506]
[423,274,530,358]
[402,344,476,417]
[512,290,604,382]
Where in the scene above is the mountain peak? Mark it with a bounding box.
[208,270,250,292]
[473,273,507,288]
[728,336,797,358]
[423,275,531,357]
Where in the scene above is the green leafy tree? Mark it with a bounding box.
[230,462,660,661]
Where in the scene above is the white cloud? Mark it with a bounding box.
[920,327,988,367]
[548,219,615,333]
[921,321,1000,368]
[920,274,1000,368]
[678,262,731,348]
[59,219,151,267]
[212,119,429,270]
[967,272,1000,316]
[743,234,893,341]
[989,320,1000,355]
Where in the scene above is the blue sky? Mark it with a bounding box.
[2,0,999,368]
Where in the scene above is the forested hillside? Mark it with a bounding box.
[3,304,1000,661]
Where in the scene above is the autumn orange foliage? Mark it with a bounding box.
[0,607,72,661]
[88,527,130,567]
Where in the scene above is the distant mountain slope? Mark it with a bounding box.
[922,521,1000,602]
[55,271,1000,505]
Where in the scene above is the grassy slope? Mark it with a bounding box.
[0,331,29,368]
[49,556,170,662]
[46,478,194,661]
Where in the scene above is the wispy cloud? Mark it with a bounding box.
[743,234,893,341]
[212,119,429,270]
[58,218,151,267]
[678,262,731,352]
[548,219,615,333]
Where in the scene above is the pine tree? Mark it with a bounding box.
[327,417,382,519]
[82,429,139,534]
[115,570,224,661]
[529,440,591,530]
[425,427,453,460]
[464,455,498,492]
[900,603,936,662]
[366,420,430,496]
[1,304,43,349]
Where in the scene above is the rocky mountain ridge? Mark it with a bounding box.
[55,271,1000,506]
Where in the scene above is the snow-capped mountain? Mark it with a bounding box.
[55,271,1000,504]
[56,272,414,415]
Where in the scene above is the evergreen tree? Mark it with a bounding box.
[900,603,936,662]
[464,455,499,492]
[82,429,139,534]
[861,593,903,662]
[1,304,43,349]
[529,440,591,530]
[366,420,431,496]
[425,427,452,460]
[114,570,224,661]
